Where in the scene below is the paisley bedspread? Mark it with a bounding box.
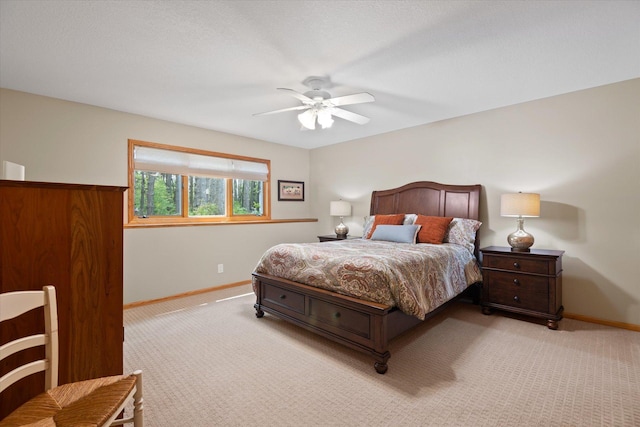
[252,240,482,320]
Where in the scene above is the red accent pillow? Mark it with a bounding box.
[414,215,453,244]
[366,214,405,239]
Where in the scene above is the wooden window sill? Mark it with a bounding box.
[124,218,317,229]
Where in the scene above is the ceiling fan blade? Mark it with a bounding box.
[325,92,375,107]
[277,88,314,103]
[330,107,370,125]
[253,105,310,116]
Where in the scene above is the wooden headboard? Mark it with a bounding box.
[370,181,481,220]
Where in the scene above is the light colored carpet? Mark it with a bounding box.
[123,284,639,426]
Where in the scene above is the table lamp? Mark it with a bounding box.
[500,192,540,252]
[330,200,351,238]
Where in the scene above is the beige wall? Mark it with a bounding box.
[0,89,318,303]
[2,79,638,325]
[311,78,640,325]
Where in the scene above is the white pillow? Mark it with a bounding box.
[443,218,482,253]
[370,224,421,244]
[362,215,375,239]
[403,214,417,225]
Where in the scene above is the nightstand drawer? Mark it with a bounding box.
[262,283,305,315]
[486,272,548,312]
[484,254,549,274]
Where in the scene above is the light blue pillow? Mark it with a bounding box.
[362,214,417,239]
[370,224,421,244]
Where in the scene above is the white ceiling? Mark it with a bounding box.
[1,1,639,149]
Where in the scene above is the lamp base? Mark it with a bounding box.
[335,220,349,238]
[507,218,534,252]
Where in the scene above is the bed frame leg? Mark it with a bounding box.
[374,361,388,374]
[254,303,264,318]
[373,350,390,374]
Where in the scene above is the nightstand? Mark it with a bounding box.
[480,246,564,329]
[317,235,361,242]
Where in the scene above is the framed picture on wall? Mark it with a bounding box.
[278,180,305,201]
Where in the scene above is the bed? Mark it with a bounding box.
[252,181,482,373]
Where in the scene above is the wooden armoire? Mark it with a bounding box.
[0,180,126,419]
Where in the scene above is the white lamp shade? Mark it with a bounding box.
[501,193,540,217]
[298,110,316,130]
[317,109,334,129]
[330,201,351,217]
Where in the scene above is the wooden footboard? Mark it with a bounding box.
[253,272,424,374]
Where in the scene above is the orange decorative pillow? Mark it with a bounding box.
[366,214,405,238]
[414,215,453,244]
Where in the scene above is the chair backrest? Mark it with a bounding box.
[0,285,59,393]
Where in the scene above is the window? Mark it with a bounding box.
[128,139,270,225]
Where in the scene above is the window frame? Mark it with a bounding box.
[127,139,271,226]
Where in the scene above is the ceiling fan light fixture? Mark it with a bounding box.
[256,77,375,130]
[298,109,316,130]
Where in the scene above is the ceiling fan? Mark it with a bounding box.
[254,76,375,130]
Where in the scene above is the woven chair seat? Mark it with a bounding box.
[0,374,136,427]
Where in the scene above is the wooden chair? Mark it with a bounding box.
[0,286,143,426]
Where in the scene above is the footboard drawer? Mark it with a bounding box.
[309,299,371,339]
[261,283,305,315]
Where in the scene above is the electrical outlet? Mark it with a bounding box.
[217,264,224,273]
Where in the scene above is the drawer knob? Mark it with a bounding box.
[513,262,520,269]
[513,295,520,302]
[334,312,341,318]
[513,279,520,285]
[279,294,286,300]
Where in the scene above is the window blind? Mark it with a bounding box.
[134,146,269,181]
